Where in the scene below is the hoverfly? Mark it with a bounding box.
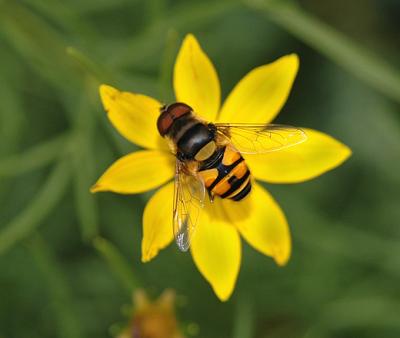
[157,103,307,252]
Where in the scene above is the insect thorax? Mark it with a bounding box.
[170,116,216,161]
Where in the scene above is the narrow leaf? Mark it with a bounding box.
[69,90,99,241]
[0,134,67,178]
[66,47,113,84]
[28,235,84,338]
[247,0,400,103]
[93,237,139,292]
[0,158,70,254]
[158,29,179,103]
[233,294,254,338]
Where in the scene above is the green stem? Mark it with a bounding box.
[0,133,68,177]
[246,0,400,103]
[93,237,140,292]
[0,157,71,255]
[146,0,166,25]
[281,190,400,279]
[21,0,97,40]
[64,56,138,156]
[66,47,115,85]
[232,294,254,338]
[111,0,239,67]
[0,1,78,92]
[28,235,84,338]
[158,29,179,103]
[69,80,99,242]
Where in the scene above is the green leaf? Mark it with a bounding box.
[68,0,133,13]
[0,56,25,158]
[0,1,77,91]
[246,0,400,104]
[281,189,400,279]
[66,47,114,85]
[71,133,99,241]
[0,134,68,178]
[21,0,97,40]
[158,29,179,103]
[68,86,99,241]
[232,294,254,338]
[28,235,84,338]
[111,0,240,67]
[93,237,139,292]
[0,157,71,255]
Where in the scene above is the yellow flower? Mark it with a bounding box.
[91,34,351,301]
[117,289,184,338]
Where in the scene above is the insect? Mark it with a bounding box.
[157,102,307,252]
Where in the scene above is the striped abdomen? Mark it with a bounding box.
[198,146,251,201]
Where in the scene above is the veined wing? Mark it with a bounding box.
[173,160,205,252]
[215,123,307,154]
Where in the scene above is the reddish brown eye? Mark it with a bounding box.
[167,102,192,119]
[157,111,173,136]
[157,103,192,136]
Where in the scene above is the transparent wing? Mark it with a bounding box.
[215,123,307,154]
[173,160,205,252]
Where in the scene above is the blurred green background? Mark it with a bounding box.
[1,0,400,337]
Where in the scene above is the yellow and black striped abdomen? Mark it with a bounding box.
[198,146,251,201]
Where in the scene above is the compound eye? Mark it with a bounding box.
[157,102,192,137]
[167,102,192,118]
[157,111,173,136]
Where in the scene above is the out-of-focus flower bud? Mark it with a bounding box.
[118,289,184,338]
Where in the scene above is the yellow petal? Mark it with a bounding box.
[246,129,352,183]
[218,54,299,123]
[173,34,220,121]
[223,183,291,265]
[190,201,241,301]
[91,150,174,194]
[99,85,167,150]
[142,182,174,262]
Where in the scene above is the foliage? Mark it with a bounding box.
[0,0,399,337]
